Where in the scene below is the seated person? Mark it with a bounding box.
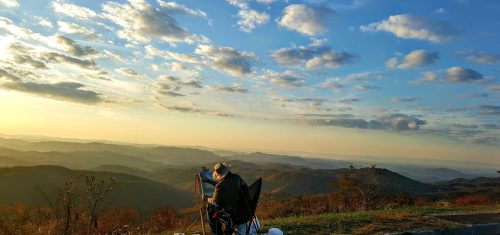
[202,162,246,235]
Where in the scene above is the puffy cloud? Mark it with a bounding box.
[57,21,101,41]
[43,52,97,69]
[389,97,420,103]
[155,75,202,97]
[103,50,127,63]
[0,69,101,104]
[257,70,305,87]
[207,83,248,93]
[471,136,497,145]
[344,72,384,83]
[0,68,22,82]
[145,45,199,64]
[410,71,438,84]
[226,0,248,9]
[6,43,48,69]
[386,50,439,69]
[157,89,184,97]
[385,57,398,68]
[456,51,500,64]
[157,1,207,17]
[317,78,343,92]
[308,113,426,130]
[159,103,234,117]
[225,0,269,32]
[102,0,198,44]
[273,97,330,112]
[461,93,489,98]
[115,68,140,77]
[339,97,360,104]
[269,42,356,69]
[34,16,53,28]
[354,85,379,91]
[360,14,457,42]
[13,55,48,69]
[487,85,500,93]
[277,4,335,36]
[256,0,278,4]
[2,81,102,104]
[477,105,500,115]
[305,51,356,69]
[0,17,33,38]
[195,45,258,77]
[444,67,493,84]
[52,0,98,21]
[237,9,270,33]
[55,35,98,57]
[0,0,19,8]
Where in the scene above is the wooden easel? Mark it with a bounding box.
[180,174,207,235]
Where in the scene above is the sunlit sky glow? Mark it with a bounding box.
[0,0,499,163]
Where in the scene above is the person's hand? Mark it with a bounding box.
[202,195,210,201]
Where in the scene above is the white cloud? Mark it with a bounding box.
[52,0,98,21]
[237,9,270,32]
[145,45,199,64]
[102,0,198,44]
[445,67,493,84]
[257,70,305,87]
[226,0,248,9]
[0,0,19,8]
[344,72,384,82]
[269,41,356,69]
[0,17,33,38]
[0,69,102,104]
[115,67,140,77]
[487,85,500,93]
[386,50,439,69]
[389,97,420,103]
[103,50,127,63]
[411,71,438,84]
[457,51,500,64]
[34,16,53,28]
[225,0,269,32]
[277,4,335,36]
[57,21,101,41]
[54,35,98,57]
[354,85,379,91]
[317,78,343,92]
[256,0,278,4]
[385,57,398,68]
[207,83,248,93]
[157,0,207,17]
[360,14,457,42]
[195,45,258,77]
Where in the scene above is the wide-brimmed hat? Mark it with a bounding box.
[213,162,231,181]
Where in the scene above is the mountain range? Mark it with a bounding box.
[0,136,497,210]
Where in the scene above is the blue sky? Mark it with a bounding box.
[0,0,499,160]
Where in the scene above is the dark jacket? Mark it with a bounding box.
[213,172,243,211]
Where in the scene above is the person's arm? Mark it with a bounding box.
[201,177,218,186]
[212,182,225,208]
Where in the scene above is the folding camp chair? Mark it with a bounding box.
[216,178,262,235]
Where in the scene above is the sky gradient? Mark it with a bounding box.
[0,0,499,163]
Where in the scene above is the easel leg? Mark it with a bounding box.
[199,208,206,235]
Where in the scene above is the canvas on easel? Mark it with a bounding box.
[198,167,215,198]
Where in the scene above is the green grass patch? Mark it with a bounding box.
[260,204,500,234]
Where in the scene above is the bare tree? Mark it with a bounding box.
[85,176,116,235]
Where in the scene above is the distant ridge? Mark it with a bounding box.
[0,165,191,210]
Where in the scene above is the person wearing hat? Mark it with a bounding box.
[203,162,246,235]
